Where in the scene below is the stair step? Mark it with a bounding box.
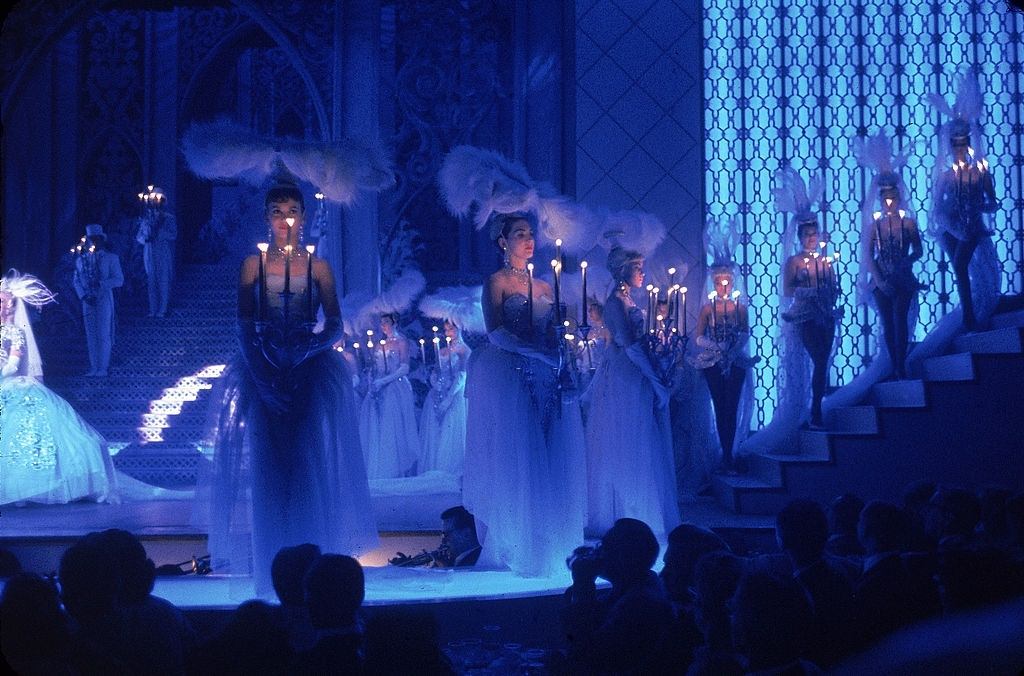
[746,451,833,485]
[990,308,1024,329]
[871,379,927,408]
[952,327,1024,354]
[825,406,879,434]
[922,352,975,382]
[798,430,831,456]
[712,474,789,515]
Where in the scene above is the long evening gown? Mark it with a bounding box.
[202,272,378,596]
[418,343,469,476]
[585,298,680,538]
[0,325,115,506]
[463,293,587,578]
[359,338,420,479]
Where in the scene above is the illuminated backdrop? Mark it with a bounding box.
[704,0,1024,425]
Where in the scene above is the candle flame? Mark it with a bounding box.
[305,244,315,254]
[885,198,893,207]
[419,338,425,345]
[315,192,324,200]
[563,319,570,327]
[668,267,676,275]
[565,334,575,341]
[551,259,558,268]
[431,326,439,333]
[527,263,534,272]
[353,343,360,349]
[147,185,154,191]
[284,244,293,253]
[731,290,740,300]
[367,340,374,348]
[708,292,716,300]
[367,329,374,336]
[646,284,654,292]
[433,337,440,344]
[721,279,729,286]
[257,243,269,253]
[982,158,989,169]
[555,238,563,247]
[873,212,882,220]
[898,210,906,218]
[580,260,588,269]
[285,217,295,227]
[680,286,687,294]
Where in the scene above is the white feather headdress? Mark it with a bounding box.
[418,286,486,335]
[437,145,595,252]
[704,215,740,271]
[772,167,823,225]
[180,118,395,204]
[0,270,57,379]
[596,208,667,256]
[352,268,426,332]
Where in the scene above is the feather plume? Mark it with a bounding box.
[854,133,907,174]
[773,167,821,220]
[704,216,739,269]
[437,145,594,250]
[418,286,486,335]
[180,119,394,204]
[595,208,666,256]
[352,268,426,331]
[0,270,57,307]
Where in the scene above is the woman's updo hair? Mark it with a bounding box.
[606,246,644,281]
[265,182,305,210]
[488,211,537,244]
[380,311,400,326]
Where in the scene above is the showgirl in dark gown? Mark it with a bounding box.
[204,183,377,595]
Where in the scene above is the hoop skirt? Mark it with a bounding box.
[199,273,378,596]
[463,294,587,577]
[0,375,115,506]
[585,304,680,538]
[358,342,420,479]
[418,348,468,476]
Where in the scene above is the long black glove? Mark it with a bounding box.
[303,315,343,359]
[238,322,291,414]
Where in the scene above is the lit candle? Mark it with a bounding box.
[679,286,688,335]
[555,238,563,265]
[305,244,315,322]
[551,259,562,326]
[709,291,717,329]
[432,325,441,363]
[653,287,661,338]
[419,338,427,364]
[526,263,534,335]
[256,243,268,322]
[446,335,453,375]
[283,245,292,294]
[646,284,655,333]
[580,260,589,326]
[873,214,882,257]
[803,258,810,287]
[732,290,741,325]
[379,338,388,373]
[354,342,362,369]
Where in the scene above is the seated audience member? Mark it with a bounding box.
[271,543,322,652]
[99,528,196,673]
[825,493,865,560]
[854,501,941,651]
[659,524,730,671]
[58,533,125,659]
[730,571,821,675]
[977,486,1012,547]
[1,571,124,674]
[0,548,22,578]
[363,608,456,675]
[562,518,675,674]
[190,599,293,676]
[900,479,938,552]
[775,499,857,667]
[687,551,745,675]
[935,545,1024,614]
[293,554,365,674]
[925,486,981,551]
[660,523,730,609]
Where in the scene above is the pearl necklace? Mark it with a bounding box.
[504,262,529,279]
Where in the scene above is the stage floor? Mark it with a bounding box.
[0,493,773,610]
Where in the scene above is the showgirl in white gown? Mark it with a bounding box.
[585,248,680,539]
[358,315,420,479]
[0,270,115,506]
[418,318,471,476]
[463,214,587,577]
[203,186,377,595]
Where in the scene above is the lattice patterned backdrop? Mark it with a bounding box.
[704,0,1024,427]
[575,0,705,293]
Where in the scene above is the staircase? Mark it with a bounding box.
[44,263,239,488]
[714,300,1024,515]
